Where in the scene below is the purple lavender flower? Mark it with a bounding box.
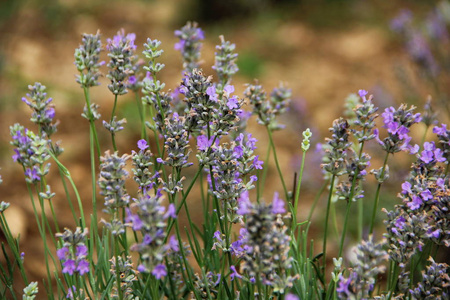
[22,83,58,138]
[239,196,297,292]
[137,139,149,151]
[410,257,450,299]
[129,192,174,274]
[230,265,242,280]
[10,124,51,184]
[245,82,291,130]
[174,21,204,73]
[374,104,421,154]
[106,29,136,96]
[433,123,450,162]
[74,31,103,88]
[76,259,90,275]
[213,35,239,89]
[132,139,156,192]
[152,264,167,279]
[271,192,286,214]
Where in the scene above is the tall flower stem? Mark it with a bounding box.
[48,151,86,229]
[110,94,119,152]
[369,151,390,234]
[257,145,271,201]
[266,127,289,202]
[135,92,147,140]
[322,174,336,282]
[292,150,307,231]
[83,87,101,159]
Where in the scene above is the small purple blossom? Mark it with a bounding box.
[137,139,149,151]
[197,135,214,151]
[57,247,69,260]
[76,259,90,275]
[358,89,368,99]
[433,124,447,136]
[169,235,179,252]
[286,294,300,300]
[237,190,252,215]
[227,96,239,109]
[271,192,286,214]
[164,204,177,219]
[230,265,242,280]
[152,264,167,279]
[137,264,146,272]
[75,245,88,259]
[407,195,423,210]
[224,84,235,95]
[253,156,263,170]
[206,86,218,102]
[126,208,143,231]
[62,259,76,275]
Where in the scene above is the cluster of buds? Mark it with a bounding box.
[21,82,58,138]
[174,21,204,73]
[191,272,220,299]
[237,193,297,293]
[98,151,131,235]
[213,35,238,90]
[158,113,192,169]
[106,29,137,96]
[109,256,139,300]
[321,118,352,176]
[337,236,388,299]
[245,82,291,130]
[127,192,176,278]
[10,124,50,184]
[410,257,450,299]
[131,139,156,192]
[74,31,104,88]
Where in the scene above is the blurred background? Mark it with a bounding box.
[0,0,449,290]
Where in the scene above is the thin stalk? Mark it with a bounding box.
[322,174,336,283]
[369,151,390,234]
[257,145,271,201]
[357,190,363,240]
[0,213,29,284]
[293,151,307,230]
[307,181,327,223]
[135,92,146,140]
[114,235,123,300]
[266,127,289,202]
[110,94,118,152]
[48,150,86,228]
[83,87,101,160]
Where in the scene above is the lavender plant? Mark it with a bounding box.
[1,21,449,300]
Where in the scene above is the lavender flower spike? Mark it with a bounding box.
[174,21,204,73]
[74,31,103,88]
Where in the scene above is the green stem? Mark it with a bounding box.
[135,92,146,140]
[257,145,271,201]
[323,174,336,283]
[307,182,327,223]
[48,151,86,228]
[293,151,307,230]
[114,236,123,300]
[83,87,101,160]
[369,151,390,235]
[110,94,118,152]
[266,127,289,202]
